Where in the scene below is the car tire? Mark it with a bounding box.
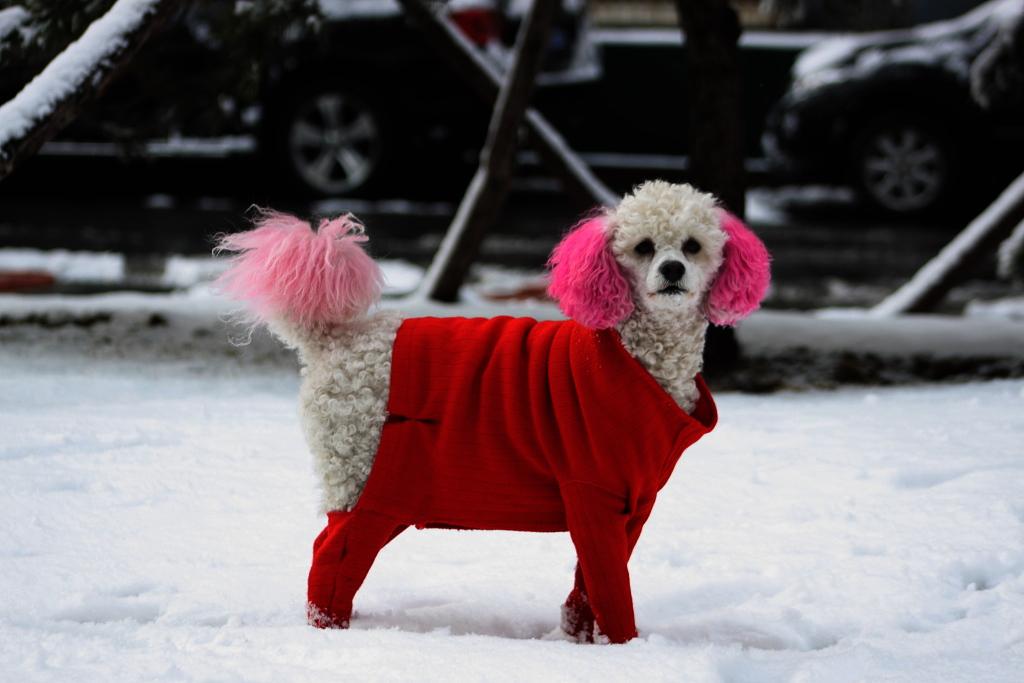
[850,113,954,217]
[272,80,391,197]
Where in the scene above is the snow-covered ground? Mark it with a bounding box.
[1,289,1023,682]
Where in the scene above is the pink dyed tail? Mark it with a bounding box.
[214,210,383,331]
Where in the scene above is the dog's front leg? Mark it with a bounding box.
[562,493,655,643]
[560,483,639,644]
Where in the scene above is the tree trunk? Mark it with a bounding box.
[0,0,185,183]
[673,0,746,218]
[672,0,747,377]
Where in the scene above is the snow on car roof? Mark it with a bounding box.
[317,0,501,20]
[793,0,1018,77]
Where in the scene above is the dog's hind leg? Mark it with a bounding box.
[307,510,406,628]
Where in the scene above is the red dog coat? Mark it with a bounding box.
[307,316,717,643]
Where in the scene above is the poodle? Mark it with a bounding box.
[215,180,770,644]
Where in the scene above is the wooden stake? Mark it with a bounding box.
[395,0,617,211]
[871,171,1024,316]
[415,0,559,302]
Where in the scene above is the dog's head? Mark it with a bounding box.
[547,181,770,329]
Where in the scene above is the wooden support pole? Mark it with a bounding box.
[871,170,1024,316]
[414,0,559,303]
[395,0,617,211]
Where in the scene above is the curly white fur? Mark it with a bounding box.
[293,312,404,513]
[610,182,726,411]
[269,181,729,513]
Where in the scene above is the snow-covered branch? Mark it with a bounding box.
[0,5,31,47]
[970,0,1024,110]
[0,0,184,181]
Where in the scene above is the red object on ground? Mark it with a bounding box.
[0,271,56,293]
[307,316,718,643]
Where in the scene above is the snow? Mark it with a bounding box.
[0,6,29,45]
[1,290,1023,681]
[0,0,162,153]
[38,136,258,158]
[310,197,455,218]
[316,0,403,20]
[998,219,1024,282]
[744,308,1024,358]
[0,248,427,296]
[966,295,1024,320]
[592,28,833,49]
[791,36,861,79]
[0,248,125,284]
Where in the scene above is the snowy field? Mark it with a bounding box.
[0,297,1021,682]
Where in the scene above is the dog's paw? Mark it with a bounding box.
[307,602,350,629]
[560,598,596,644]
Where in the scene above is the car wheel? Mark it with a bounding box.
[279,82,388,197]
[852,115,952,216]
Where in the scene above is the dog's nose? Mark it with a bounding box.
[659,260,685,283]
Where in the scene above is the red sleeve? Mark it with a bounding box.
[561,482,638,644]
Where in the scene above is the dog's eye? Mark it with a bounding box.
[634,239,655,256]
[683,238,701,254]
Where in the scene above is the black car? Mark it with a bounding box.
[0,0,597,199]
[762,0,1024,216]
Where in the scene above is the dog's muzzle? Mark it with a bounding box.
[656,260,687,295]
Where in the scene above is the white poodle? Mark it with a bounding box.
[216,180,770,643]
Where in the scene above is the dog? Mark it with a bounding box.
[215,180,770,643]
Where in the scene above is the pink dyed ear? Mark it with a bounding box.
[546,217,633,329]
[704,210,771,326]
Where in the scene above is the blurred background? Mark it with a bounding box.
[1,0,1022,312]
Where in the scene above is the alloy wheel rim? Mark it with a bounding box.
[861,125,946,213]
[288,92,381,194]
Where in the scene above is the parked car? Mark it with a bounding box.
[0,0,598,198]
[762,0,1024,216]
